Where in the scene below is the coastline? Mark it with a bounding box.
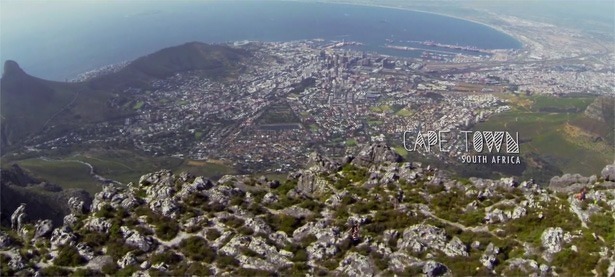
[307,0,526,49]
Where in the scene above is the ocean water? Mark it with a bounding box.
[0,1,521,81]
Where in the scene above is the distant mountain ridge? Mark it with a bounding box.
[89,42,251,90]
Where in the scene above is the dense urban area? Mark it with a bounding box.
[27,29,614,174]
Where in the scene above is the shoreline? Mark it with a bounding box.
[68,1,526,81]
[308,0,526,49]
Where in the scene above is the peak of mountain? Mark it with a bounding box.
[1,61,61,148]
[2,143,614,276]
[3,60,27,78]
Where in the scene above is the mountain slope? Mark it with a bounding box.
[0,164,92,227]
[1,61,78,148]
[0,61,120,151]
[1,42,251,152]
[1,143,613,276]
[89,42,251,90]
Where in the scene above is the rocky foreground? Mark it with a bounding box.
[1,143,614,276]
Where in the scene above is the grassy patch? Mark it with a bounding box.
[133,101,145,110]
[473,94,610,178]
[16,158,99,194]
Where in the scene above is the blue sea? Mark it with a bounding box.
[0,1,521,81]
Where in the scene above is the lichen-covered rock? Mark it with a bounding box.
[423,260,448,277]
[549,173,592,192]
[541,227,564,254]
[306,152,341,173]
[504,258,540,275]
[7,249,25,271]
[88,255,114,272]
[63,214,79,228]
[443,236,468,257]
[50,226,77,250]
[33,219,53,239]
[261,192,278,205]
[0,231,12,249]
[68,197,88,215]
[244,217,272,235]
[123,229,156,252]
[294,170,329,197]
[388,252,424,273]
[84,217,112,233]
[118,251,138,268]
[336,252,375,277]
[10,203,27,231]
[480,243,500,270]
[307,240,338,260]
[398,224,448,254]
[268,231,291,247]
[352,143,403,168]
[149,198,180,219]
[601,163,615,181]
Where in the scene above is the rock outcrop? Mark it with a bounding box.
[1,143,613,277]
[351,142,403,167]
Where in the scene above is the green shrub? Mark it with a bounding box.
[40,266,72,276]
[277,180,297,195]
[240,246,262,258]
[109,223,122,240]
[373,252,388,270]
[341,164,369,183]
[230,195,245,206]
[80,230,108,248]
[179,236,216,262]
[172,261,211,276]
[251,190,267,203]
[437,254,488,276]
[54,245,85,266]
[236,267,276,276]
[221,216,245,229]
[552,248,599,276]
[155,220,179,241]
[96,204,115,219]
[351,200,379,214]
[265,213,304,234]
[206,228,222,241]
[101,261,118,275]
[290,248,308,262]
[185,193,208,206]
[323,259,339,270]
[300,234,317,247]
[270,195,300,210]
[286,262,310,275]
[238,226,254,236]
[426,184,445,194]
[363,209,423,237]
[106,240,136,261]
[217,254,239,269]
[116,265,138,277]
[459,210,485,226]
[1,254,13,276]
[299,199,323,213]
[70,268,102,277]
[150,251,182,265]
[248,202,267,214]
[588,213,615,242]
